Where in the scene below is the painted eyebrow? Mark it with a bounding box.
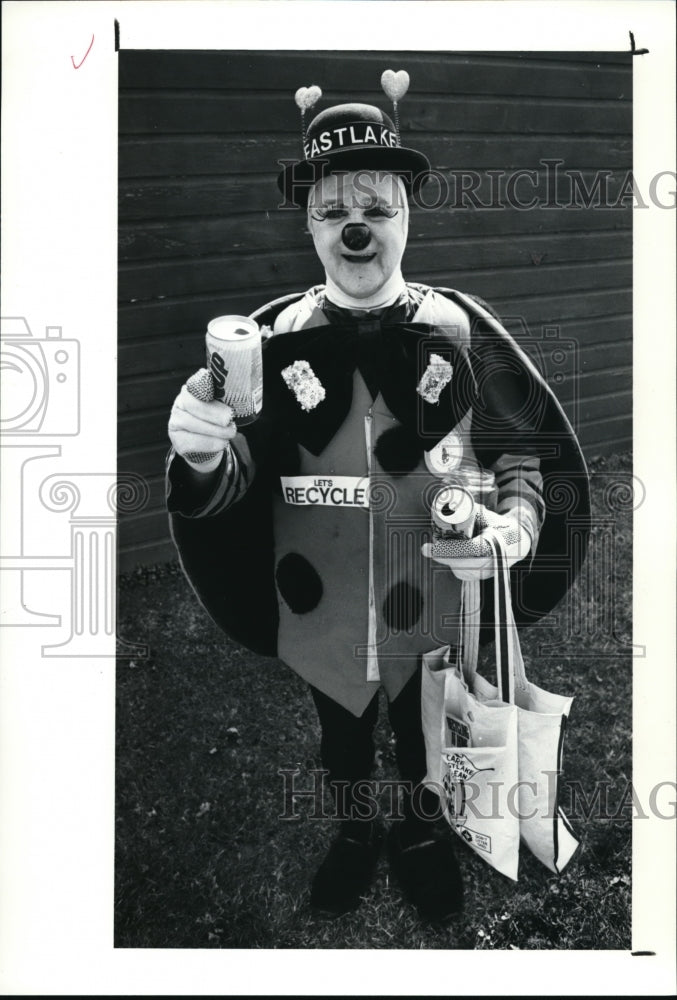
[314,197,396,210]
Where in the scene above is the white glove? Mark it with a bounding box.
[168,368,237,472]
[422,503,533,581]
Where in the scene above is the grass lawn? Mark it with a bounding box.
[115,451,633,949]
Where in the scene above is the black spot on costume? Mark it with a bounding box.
[275,552,323,614]
[383,582,424,631]
[374,424,422,476]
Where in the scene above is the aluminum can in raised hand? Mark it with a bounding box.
[431,485,476,541]
[205,315,263,425]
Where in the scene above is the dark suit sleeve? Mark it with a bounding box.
[466,295,546,554]
[166,435,255,519]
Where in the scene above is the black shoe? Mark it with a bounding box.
[310,824,382,917]
[388,822,464,923]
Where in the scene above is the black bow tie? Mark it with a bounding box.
[321,296,412,330]
[321,298,413,400]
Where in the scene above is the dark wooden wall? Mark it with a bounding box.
[118,49,632,572]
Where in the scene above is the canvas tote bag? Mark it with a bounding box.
[421,529,579,879]
[421,577,521,881]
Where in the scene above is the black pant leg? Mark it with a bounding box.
[386,658,443,831]
[385,661,427,785]
[309,685,380,835]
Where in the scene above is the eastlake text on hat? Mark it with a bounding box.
[303,123,398,159]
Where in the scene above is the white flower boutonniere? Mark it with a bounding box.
[281,360,326,411]
[417,353,454,404]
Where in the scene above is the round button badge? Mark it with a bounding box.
[425,429,463,475]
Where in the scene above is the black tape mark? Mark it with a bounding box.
[114,19,120,52]
[629,30,649,56]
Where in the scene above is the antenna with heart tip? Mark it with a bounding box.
[381,69,410,146]
[294,85,323,148]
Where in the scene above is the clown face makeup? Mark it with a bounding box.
[307,170,409,306]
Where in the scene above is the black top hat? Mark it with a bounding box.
[277,101,431,208]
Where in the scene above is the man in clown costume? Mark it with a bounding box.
[166,74,589,923]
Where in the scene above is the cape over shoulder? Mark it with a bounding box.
[250,288,321,336]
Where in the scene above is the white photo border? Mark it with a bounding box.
[1,0,675,995]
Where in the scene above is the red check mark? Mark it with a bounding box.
[71,34,94,69]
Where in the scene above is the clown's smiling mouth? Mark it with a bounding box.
[341,253,377,263]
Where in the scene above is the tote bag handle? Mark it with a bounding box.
[459,576,480,682]
[460,529,528,704]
